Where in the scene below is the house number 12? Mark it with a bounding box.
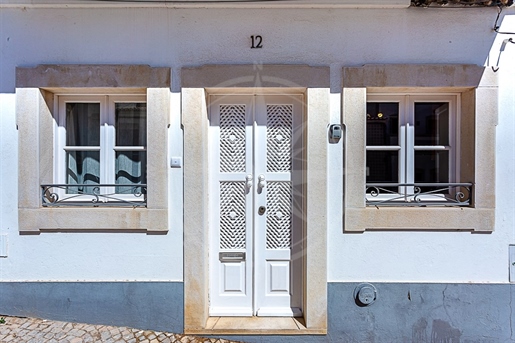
[251,35,263,49]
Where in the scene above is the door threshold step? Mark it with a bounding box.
[206,316,306,330]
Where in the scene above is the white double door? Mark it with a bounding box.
[208,94,304,317]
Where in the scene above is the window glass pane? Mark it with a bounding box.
[366,150,399,184]
[415,150,449,184]
[414,102,449,146]
[366,102,399,146]
[116,103,147,146]
[66,151,100,194]
[66,103,100,146]
[115,151,147,194]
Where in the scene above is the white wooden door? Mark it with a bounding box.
[209,94,303,317]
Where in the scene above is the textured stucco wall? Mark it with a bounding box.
[0,7,504,93]
[0,6,514,284]
[0,282,184,333]
[2,282,514,341]
[224,283,515,342]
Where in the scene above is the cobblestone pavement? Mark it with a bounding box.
[0,316,243,343]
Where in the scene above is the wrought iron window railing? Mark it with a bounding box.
[41,184,147,207]
[365,183,472,207]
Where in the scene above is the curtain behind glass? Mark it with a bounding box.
[115,103,147,194]
[65,103,100,194]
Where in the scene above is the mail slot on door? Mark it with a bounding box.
[219,252,246,262]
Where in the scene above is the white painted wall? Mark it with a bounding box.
[0,5,514,282]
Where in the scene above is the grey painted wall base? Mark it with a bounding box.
[0,282,183,333]
[223,283,515,343]
[327,282,514,343]
[1,282,514,342]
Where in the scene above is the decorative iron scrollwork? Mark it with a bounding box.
[41,184,147,207]
[365,183,472,207]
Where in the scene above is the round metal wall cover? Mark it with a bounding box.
[353,283,377,306]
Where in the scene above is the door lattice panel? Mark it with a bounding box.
[266,181,292,249]
[266,105,292,173]
[220,105,246,173]
[220,181,246,250]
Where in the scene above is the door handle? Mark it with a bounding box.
[258,174,266,188]
[246,174,253,189]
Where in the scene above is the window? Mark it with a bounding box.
[54,95,147,204]
[365,94,469,205]
[17,64,170,232]
[342,64,495,232]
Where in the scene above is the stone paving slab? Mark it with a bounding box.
[0,316,244,343]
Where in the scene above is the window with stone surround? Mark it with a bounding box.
[16,65,170,233]
[343,64,496,232]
